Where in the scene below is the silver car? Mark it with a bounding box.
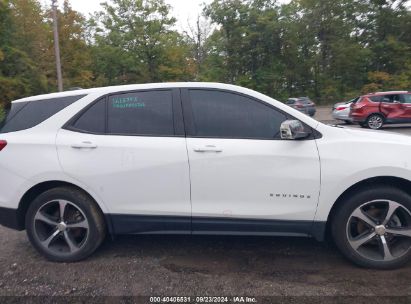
[286,97,316,117]
[332,97,359,123]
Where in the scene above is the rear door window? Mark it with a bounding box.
[400,94,411,103]
[381,94,400,103]
[0,95,86,133]
[107,90,175,136]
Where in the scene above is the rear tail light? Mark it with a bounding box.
[0,140,7,151]
[335,106,346,111]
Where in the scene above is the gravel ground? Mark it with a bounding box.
[1,230,411,298]
[1,106,411,301]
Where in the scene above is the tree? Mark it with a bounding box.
[184,15,213,79]
[0,0,47,104]
[54,1,94,88]
[91,0,192,84]
[0,0,410,105]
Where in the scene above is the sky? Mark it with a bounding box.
[45,0,290,31]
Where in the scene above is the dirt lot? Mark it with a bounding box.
[1,107,411,301]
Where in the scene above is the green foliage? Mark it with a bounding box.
[0,103,5,123]
[0,0,410,106]
[91,0,192,84]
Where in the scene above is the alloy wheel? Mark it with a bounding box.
[32,200,89,255]
[367,115,383,129]
[346,200,411,262]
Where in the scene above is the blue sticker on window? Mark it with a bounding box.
[111,96,146,109]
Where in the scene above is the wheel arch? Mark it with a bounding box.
[16,180,113,233]
[366,112,386,121]
[325,176,411,239]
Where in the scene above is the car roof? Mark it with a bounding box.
[11,82,251,103]
[365,91,410,96]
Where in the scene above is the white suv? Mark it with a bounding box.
[1,83,411,269]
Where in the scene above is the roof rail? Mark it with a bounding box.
[373,90,408,94]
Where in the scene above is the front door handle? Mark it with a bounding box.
[71,141,98,149]
[193,145,223,153]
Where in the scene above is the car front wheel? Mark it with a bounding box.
[25,187,106,262]
[332,186,411,269]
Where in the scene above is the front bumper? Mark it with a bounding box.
[351,115,366,123]
[0,207,23,230]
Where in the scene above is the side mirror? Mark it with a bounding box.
[393,100,400,104]
[280,120,310,140]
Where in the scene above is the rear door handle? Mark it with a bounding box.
[193,145,223,153]
[71,141,98,149]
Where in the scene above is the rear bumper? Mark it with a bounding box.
[0,207,23,230]
[332,110,351,121]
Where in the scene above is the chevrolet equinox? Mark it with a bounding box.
[0,83,411,269]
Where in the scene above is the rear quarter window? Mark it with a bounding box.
[70,98,106,134]
[368,96,383,102]
[0,95,86,133]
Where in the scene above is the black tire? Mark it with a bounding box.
[25,187,106,262]
[332,186,411,269]
[344,120,352,125]
[365,113,384,130]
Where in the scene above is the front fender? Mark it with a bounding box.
[315,166,411,221]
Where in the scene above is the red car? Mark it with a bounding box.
[350,91,411,129]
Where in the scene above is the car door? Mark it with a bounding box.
[56,89,191,234]
[380,94,404,121]
[400,94,411,122]
[181,88,321,235]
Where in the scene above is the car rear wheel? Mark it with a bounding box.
[332,186,411,269]
[25,187,106,262]
[366,114,384,129]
